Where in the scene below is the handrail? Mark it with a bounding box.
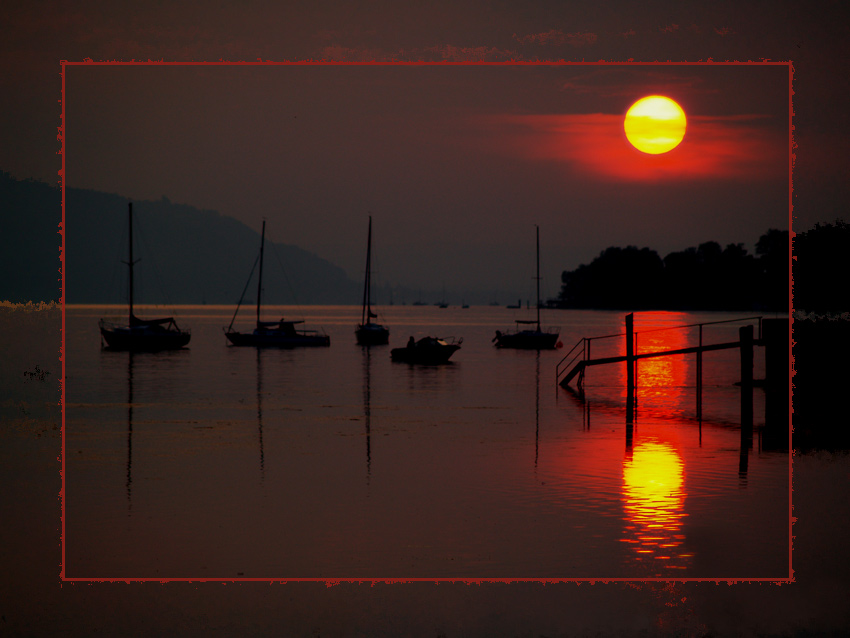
[556,337,586,384]
[633,315,763,338]
[556,314,766,389]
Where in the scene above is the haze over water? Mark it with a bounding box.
[64,305,789,580]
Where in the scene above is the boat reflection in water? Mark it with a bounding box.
[621,439,692,573]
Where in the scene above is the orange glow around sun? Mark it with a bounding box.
[490,109,785,182]
[624,96,687,154]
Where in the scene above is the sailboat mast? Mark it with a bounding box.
[256,220,265,329]
[128,202,134,325]
[361,216,372,325]
[536,224,541,331]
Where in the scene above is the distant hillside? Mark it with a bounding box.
[0,171,360,304]
[0,172,61,303]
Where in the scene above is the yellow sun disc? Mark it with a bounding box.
[624,96,687,154]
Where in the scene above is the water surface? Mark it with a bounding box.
[64,305,789,579]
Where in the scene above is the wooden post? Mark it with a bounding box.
[762,318,790,450]
[739,324,753,447]
[626,313,635,425]
[739,324,753,388]
[696,324,703,421]
[626,313,634,391]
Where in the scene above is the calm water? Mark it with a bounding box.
[64,305,789,579]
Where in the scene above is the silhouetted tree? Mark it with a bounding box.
[753,228,789,312]
[793,222,848,313]
[560,246,664,309]
[559,230,786,311]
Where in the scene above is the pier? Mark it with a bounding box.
[556,314,789,439]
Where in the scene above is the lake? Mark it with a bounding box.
[63,304,790,580]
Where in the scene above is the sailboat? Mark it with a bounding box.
[99,203,191,351]
[225,220,330,347]
[355,216,390,345]
[493,225,560,350]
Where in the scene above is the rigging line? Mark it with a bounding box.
[268,241,329,334]
[135,214,175,312]
[270,242,304,312]
[228,252,261,332]
[110,214,129,307]
[370,243,384,319]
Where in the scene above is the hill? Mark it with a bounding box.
[0,171,359,304]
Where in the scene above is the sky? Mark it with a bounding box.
[3,1,848,300]
[60,62,789,298]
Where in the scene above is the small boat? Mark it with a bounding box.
[225,220,330,347]
[391,336,462,364]
[355,216,389,346]
[493,225,560,350]
[99,202,191,351]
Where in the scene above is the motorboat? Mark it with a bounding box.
[391,335,462,364]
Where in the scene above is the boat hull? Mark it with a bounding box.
[100,326,191,351]
[226,330,330,348]
[494,330,559,350]
[356,323,390,346]
[391,338,460,364]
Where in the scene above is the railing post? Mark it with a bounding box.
[626,313,634,424]
[739,323,754,436]
[696,324,703,421]
[762,318,789,450]
[625,313,634,392]
[632,332,640,401]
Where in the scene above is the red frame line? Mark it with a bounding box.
[58,59,794,585]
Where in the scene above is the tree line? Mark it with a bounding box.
[793,220,850,314]
[556,229,790,312]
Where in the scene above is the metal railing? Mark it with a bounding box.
[555,315,763,388]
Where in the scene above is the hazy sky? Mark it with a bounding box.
[62,62,789,297]
[3,1,848,299]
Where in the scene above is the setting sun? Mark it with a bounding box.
[624,96,687,154]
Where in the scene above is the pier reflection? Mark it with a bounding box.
[126,352,134,511]
[535,351,540,471]
[621,438,691,572]
[362,346,372,485]
[256,349,265,481]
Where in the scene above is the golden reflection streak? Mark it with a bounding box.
[621,439,692,571]
[621,313,692,409]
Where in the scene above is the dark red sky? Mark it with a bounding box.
[3,1,846,297]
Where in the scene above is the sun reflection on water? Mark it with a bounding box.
[621,439,692,572]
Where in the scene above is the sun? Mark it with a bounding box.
[624,96,687,154]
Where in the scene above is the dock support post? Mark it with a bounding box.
[762,318,790,450]
[626,313,635,425]
[696,325,703,421]
[739,323,754,442]
[626,313,635,391]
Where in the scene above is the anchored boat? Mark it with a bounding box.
[355,216,390,345]
[225,220,330,347]
[493,225,559,350]
[99,203,191,351]
[391,335,462,364]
